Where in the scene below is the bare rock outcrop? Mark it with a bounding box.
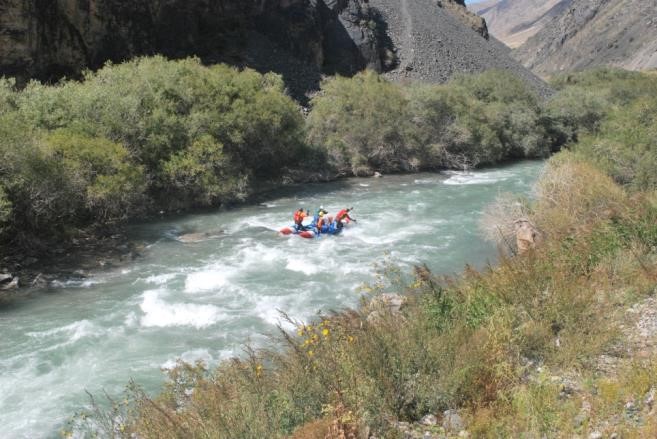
[369,0,552,97]
[0,0,386,100]
[514,218,541,255]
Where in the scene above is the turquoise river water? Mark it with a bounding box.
[0,161,543,438]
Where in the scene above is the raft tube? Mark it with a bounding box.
[279,219,347,238]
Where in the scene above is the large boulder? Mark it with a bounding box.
[0,275,19,290]
[514,218,540,254]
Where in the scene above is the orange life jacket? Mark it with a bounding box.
[336,209,351,222]
[294,211,306,224]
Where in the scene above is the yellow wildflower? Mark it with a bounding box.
[308,350,314,357]
[322,328,330,337]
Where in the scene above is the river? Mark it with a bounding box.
[0,161,543,438]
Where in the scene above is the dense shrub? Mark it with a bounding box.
[161,135,249,208]
[0,57,305,246]
[307,70,553,175]
[0,123,145,239]
[12,57,305,191]
[45,130,147,223]
[306,71,412,176]
[575,97,657,191]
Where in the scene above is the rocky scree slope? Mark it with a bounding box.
[0,0,549,99]
[470,0,571,48]
[369,0,551,96]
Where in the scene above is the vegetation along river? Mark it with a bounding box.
[0,161,543,438]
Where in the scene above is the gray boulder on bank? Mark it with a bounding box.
[1,274,19,290]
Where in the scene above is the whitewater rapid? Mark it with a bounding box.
[0,161,543,438]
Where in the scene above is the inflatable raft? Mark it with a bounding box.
[279,215,349,239]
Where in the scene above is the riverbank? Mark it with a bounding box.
[0,58,568,268]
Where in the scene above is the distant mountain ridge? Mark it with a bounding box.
[470,0,570,48]
[514,0,657,75]
[470,0,657,76]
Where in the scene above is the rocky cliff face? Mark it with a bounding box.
[0,1,381,85]
[472,0,657,76]
[0,0,547,99]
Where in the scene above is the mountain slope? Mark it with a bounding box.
[513,0,657,75]
[370,0,551,95]
[470,0,571,48]
[0,0,549,99]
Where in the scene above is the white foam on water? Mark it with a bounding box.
[236,242,285,266]
[442,169,515,186]
[139,290,225,329]
[359,183,370,187]
[252,294,303,330]
[184,270,228,293]
[227,214,283,233]
[407,202,428,212]
[161,349,215,370]
[285,259,321,275]
[144,273,178,285]
[50,278,103,289]
[26,320,98,343]
[414,178,439,185]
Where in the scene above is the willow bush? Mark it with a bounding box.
[0,57,306,245]
[8,61,643,252]
[307,69,553,175]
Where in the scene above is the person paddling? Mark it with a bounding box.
[314,206,329,234]
[293,208,309,232]
[335,207,356,226]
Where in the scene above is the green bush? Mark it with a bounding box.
[307,70,553,173]
[307,71,412,176]
[574,97,657,191]
[9,57,305,203]
[0,124,145,239]
[45,130,147,223]
[0,57,307,247]
[0,185,11,235]
[162,135,249,208]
